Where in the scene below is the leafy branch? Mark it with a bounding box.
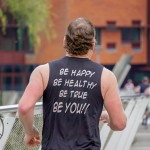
[0,0,56,50]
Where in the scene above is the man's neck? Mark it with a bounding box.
[66,51,93,59]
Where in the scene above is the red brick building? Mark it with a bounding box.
[0,0,149,90]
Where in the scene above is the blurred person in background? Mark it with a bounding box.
[135,76,149,94]
[135,76,150,127]
[124,79,135,94]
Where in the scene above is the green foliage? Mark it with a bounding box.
[0,0,56,50]
[0,8,7,32]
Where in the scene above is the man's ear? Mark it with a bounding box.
[91,39,96,50]
[63,36,66,47]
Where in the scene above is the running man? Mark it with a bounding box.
[18,17,127,150]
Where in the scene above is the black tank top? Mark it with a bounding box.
[42,56,104,150]
[139,83,149,93]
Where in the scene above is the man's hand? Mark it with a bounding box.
[100,110,110,125]
[24,126,41,147]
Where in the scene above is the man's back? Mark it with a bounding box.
[42,56,104,150]
[18,17,126,149]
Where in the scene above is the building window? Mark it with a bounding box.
[0,13,33,52]
[2,76,12,90]
[0,28,17,51]
[0,64,36,91]
[121,28,141,50]
[107,21,116,26]
[95,27,101,53]
[130,28,141,42]
[1,65,13,73]
[106,21,117,31]
[106,43,117,52]
[131,42,141,51]
[132,20,141,26]
[95,27,101,45]
[0,27,33,52]
[14,65,24,73]
[14,76,24,91]
[121,28,141,43]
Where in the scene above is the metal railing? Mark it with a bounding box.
[101,95,150,150]
[0,102,42,150]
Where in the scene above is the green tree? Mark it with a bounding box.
[0,0,56,50]
[0,0,56,105]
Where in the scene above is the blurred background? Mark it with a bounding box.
[0,0,149,102]
[0,1,150,150]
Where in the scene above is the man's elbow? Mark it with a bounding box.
[18,103,30,116]
[111,117,127,131]
[115,121,126,131]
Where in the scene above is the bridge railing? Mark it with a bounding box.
[100,95,150,150]
[0,95,149,150]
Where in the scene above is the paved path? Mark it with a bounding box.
[130,123,150,150]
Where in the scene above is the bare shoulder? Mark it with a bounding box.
[36,63,49,74]
[102,67,117,81]
[101,67,118,99]
[35,63,49,90]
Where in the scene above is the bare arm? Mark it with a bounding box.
[101,68,127,131]
[18,64,49,146]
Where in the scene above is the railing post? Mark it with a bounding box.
[0,91,2,106]
[0,117,16,150]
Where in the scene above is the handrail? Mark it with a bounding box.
[0,102,42,114]
[0,94,149,114]
[121,94,150,100]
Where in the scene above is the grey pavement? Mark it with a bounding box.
[130,123,150,150]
